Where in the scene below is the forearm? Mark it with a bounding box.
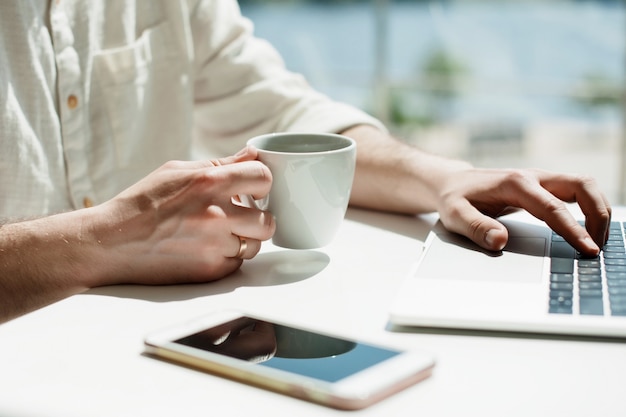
[0,213,94,322]
[342,125,472,214]
[0,153,277,323]
[0,210,97,323]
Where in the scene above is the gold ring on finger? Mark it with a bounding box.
[236,236,248,259]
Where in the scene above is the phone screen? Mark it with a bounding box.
[173,316,401,383]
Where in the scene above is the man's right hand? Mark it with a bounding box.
[88,146,276,286]
[0,146,275,323]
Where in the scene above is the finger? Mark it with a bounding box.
[500,172,600,255]
[229,234,262,260]
[188,161,272,207]
[440,199,509,251]
[228,205,276,242]
[537,171,611,248]
[156,160,272,213]
[213,146,259,166]
[603,202,613,244]
[209,257,244,280]
[575,189,611,250]
[156,147,259,172]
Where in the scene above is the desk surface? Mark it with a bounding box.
[1,208,625,417]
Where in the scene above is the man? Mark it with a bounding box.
[0,0,611,323]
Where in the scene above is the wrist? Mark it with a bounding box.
[0,209,103,321]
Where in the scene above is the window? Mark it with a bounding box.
[239,0,625,203]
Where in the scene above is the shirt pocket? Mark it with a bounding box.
[91,21,192,169]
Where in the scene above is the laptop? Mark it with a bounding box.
[388,207,626,338]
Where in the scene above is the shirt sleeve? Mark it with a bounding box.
[188,0,386,157]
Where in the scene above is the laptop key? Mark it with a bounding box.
[608,287,626,296]
[609,295,626,308]
[579,289,603,297]
[603,246,626,253]
[603,251,626,259]
[550,297,573,308]
[578,274,602,282]
[578,259,601,268]
[579,282,603,290]
[551,257,574,274]
[579,297,604,315]
[549,306,573,314]
[550,241,576,259]
[578,267,602,275]
[606,272,626,280]
[602,252,626,260]
[546,221,626,317]
[550,282,573,291]
[550,290,573,299]
[549,294,573,314]
[550,273,573,283]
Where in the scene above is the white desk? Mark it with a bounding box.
[1,208,625,417]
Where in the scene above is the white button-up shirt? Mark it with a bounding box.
[0,0,383,219]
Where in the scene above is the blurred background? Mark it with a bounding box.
[238,0,625,204]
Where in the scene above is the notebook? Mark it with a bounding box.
[388,207,626,338]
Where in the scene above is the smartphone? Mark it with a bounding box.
[144,310,435,410]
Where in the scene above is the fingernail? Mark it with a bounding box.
[583,236,600,255]
[485,229,505,251]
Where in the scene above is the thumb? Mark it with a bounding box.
[441,201,509,251]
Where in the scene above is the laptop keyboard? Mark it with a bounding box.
[549,222,626,316]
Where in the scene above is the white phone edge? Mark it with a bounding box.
[143,310,435,410]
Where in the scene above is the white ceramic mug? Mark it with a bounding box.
[246,132,356,249]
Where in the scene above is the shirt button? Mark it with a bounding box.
[67,94,78,109]
[83,197,94,208]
